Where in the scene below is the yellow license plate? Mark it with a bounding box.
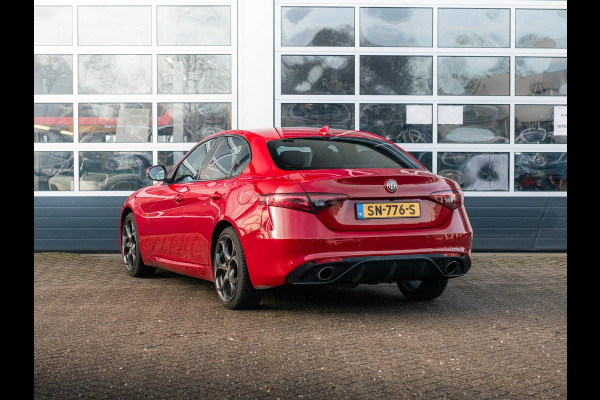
[356,202,421,219]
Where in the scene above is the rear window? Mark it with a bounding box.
[266,137,422,170]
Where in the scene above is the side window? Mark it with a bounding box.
[202,136,247,180]
[172,138,218,183]
[230,145,250,176]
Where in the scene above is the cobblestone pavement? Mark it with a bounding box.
[34,253,567,399]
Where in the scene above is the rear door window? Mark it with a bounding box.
[201,136,248,180]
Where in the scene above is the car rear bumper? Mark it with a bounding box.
[286,253,471,285]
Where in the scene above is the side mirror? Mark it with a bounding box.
[146,165,167,181]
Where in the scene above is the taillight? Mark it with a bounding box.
[429,190,463,210]
[259,193,349,213]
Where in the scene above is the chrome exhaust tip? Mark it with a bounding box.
[445,260,459,275]
[317,266,335,281]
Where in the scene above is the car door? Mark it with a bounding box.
[140,138,219,262]
[181,136,250,267]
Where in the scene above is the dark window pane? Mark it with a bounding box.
[437,152,509,191]
[282,7,354,47]
[360,104,432,143]
[438,104,509,144]
[157,103,231,143]
[438,8,509,48]
[158,151,186,176]
[34,55,73,94]
[360,7,432,47]
[79,103,151,143]
[202,136,247,180]
[515,152,567,191]
[157,6,231,46]
[515,105,566,144]
[34,103,73,143]
[79,55,151,94]
[516,57,567,96]
[158,54,231,94]
[438,56,509,96]
[34,152,74,191]
[516,9,567,49]
[173,139,219,182]
[79,152,152,191]
[281,103,354,129]
[408,152,432,171]
[281,55,354,95]
[360,55,432,95]
[231,145,251,176]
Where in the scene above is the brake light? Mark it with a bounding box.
[259,193,349,213]
[429,190,463,210]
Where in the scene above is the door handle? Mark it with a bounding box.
[174,195,184,203]
[210,192,223,200]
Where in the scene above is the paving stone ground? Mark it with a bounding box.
[34,252,567,399]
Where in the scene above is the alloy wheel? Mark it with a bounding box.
[214,235,239,302]
[122,219,137,272]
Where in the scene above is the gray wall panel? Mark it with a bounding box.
[34,196,566,252]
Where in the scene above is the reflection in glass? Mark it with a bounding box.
[34,104,73,143]
[360,104,432,143]
[203,136,247,180]
[515,105,566,144]
[78,6,151,45]
[159,151,187,176]
[437,152,509,191]
[79,55,151,94]
[34,6,72,45]
[360,8,432,47]
[281,55,354,95]
[516,57,567,96]
[158,6,230,45]
[157,103,231,143]
[281,103,354,129]
[515,152,567,191]
[438,8,509,48]
[438,104,509,144]
[516,9,567,49]
[438,57,509,96]
[78,103,152,143]
[158,55,231,94]
[360,56,432,95]
[34,55,73,94]
[282,7,354,46]
[408,152,432,171]
[79,152,152,191]
[34,152,74,191]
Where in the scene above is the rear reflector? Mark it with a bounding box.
[259,193,349,213]
[429,190,463,210]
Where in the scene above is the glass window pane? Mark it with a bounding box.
[34,152,74,191]
[231,145,251,176]
[515,152,567,191]
[79,103,151,143]
[202,136,247,180]
[515,105,566,144]
[438,104,509,144]
[157,6,231,46]
[361,56,432,95]
[34,104,73,143]
[281,55,354,95]
[158,151,186,176]
[282,7,354,47]
[360,8,432,47]
[360,104,432,143]
[437,152,509,191]
[79,55,151,94]
[438,56,509,96]
[281,103,354,129]
[34,6,72,45]
[516,9,567,49]
[408,152,432,171]
[157,103,231,143]
[79,152,152,191]
[158,55,231,94]
[515,57,567,96]
[78,6,151,46]
[438,8,510,48]
[172,138,219,182]
[34,55,73,94]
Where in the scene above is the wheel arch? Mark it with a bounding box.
[210,219,239,268]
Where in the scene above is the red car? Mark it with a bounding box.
[120,126,473,309]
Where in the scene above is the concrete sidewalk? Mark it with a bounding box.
[34,252,567,399]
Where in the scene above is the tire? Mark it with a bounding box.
[121,213,156,277]
[397,279,448,300]
[213,227,262,310]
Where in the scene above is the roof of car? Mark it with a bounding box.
[230,127,383,141]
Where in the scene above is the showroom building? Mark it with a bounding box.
[34,0,566,251]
